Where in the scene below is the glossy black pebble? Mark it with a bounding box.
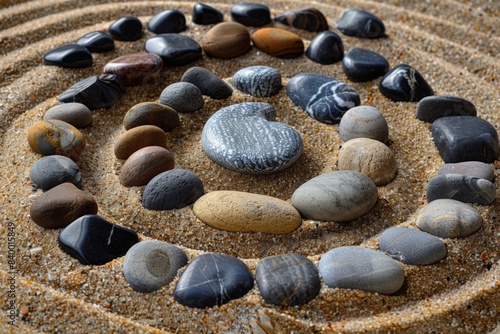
[109,16,143,41]
[416,95,477,123]
[192,3,224,25]
[274,7,328,32]
[145,34,202,66]
[148,10,186,34]
[43,44,92,68]
[337,8,385,39]
[306,31,344,65]
[181,66,233,99]
[231,2,271,27]
[76,31,114,53]
[58,214,139,265]
[342,47,389,82]
[30,155,81,191]
[59,74,125,110]
[379,64,434,102]
[174,253,254,308]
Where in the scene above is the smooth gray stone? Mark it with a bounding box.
[232,66,282,97]
[256,253,320,306]
[291,170,378,222]
[43,103,92,128]
[30,155,81,190]
[336,9,385,39]
[426,174,496,205]
[202,102,303,174]
[181,67,232,99]
[379,227,447,265]
[437,161,494,182]
[123,240,187,293]
[318,246,404,294]
[159,82,204,113]
[416,199,483,238]
[338,105,388,143]
[415,95,477,123]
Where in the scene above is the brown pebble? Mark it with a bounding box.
[30,183,98,229]
[123,102,180,132]
[120,146,175,187]
[201,22,251,59]
[114,125,167,159]
[251,28,304,58]
[103,52,163,86]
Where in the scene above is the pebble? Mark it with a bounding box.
[103,52,163,86]
[342,47,389,82]
[43,102,92,128]
[416,199,483,238]
[173,253,254,308]
[230,2,271,27]
[30,183,97,229]
[58,214,139,265]
[338,105,389,143]
[201,22,251,59]
[123,240,187,293]
[144,34,202,66]
[43,44,92,68]
[159,82,204,113]
[286,73,360,124]
[291,171,378,222]
[148,10,186,34]
[142,169,204,210]
[336,8,385,39]
[256,253,320,306]
[379,64,434,102]
[120,146,175,187]
[76,31,114,53]
[415,95,477,123]
[201,102,303,174]
[27,120,86,160]
[181,67,233,99]
[426,174,496,205]
[338,138,397,186]
[123,102,179,132]
[109,16,143,41]
[379,227,447,265]
[251,28,304,58]
[58,74,125,110]
[274,7,328,32]
[318,246,404,294]
[193,191,302,234]
[231,66,282,97]
[305,30,344,65]
[431,116,500,163]
[30,155,81,190]
[114,125,167,160]
[192,3,224,25]
[437,161,494,182]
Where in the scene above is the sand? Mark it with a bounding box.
[0,0,499,333]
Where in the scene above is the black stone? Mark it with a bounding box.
[231,2,271,27]
[181,66,233,99]
[144,34,202,66]
[43,44,92,68]
[274,7,328,32]
[30,155,81,191]
[58,214,139,265]
[342,47,389,82]
[147,10,186,34]
[379,64,434,102]
[59,74,125,110]
[76,31,114,53]
[337,8,385,39]
[109,16,143,41]
[431,116,500,163]
[305,30,344,65]
[173,253,254,308]
[192,3,224,25]
[426,174,496,205]
[416,95,477,123]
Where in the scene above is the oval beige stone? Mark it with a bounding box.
[193,191,301,234]
[338,138,397,186]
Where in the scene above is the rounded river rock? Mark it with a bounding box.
[120,146,175,187]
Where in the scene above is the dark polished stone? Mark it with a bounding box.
[305,30,344,65]
[274,7,328,32]
[145,33,202,66]
[337,8,385,38]
[58,214,139,265]
[148,10,186,34]
[181,66,233,99]
[437,161,494,182]
[76,31,114,53]
[43,44,92,68]
[416,95,477,123]
[231,2,271,27]
[192,3,224,25]
[342,47,389,82]
[103,52,163,86]
[426,174,496,205]
[379,64,433,102]
[109,16,143,41]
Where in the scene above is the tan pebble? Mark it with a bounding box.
[114,125,167,159]
[251,28,304,58]
[120,146,175,187]
[193,191,301,234]
[201,22,251,58]
[123,102,180,132]
[338,138,396,185]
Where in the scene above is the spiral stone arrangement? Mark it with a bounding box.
[1,1,499,333]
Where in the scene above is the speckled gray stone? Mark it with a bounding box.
[338,106,388,143]
[437,161,494,182]
[30,155,82,191]
[379,227,447,265]
[426,174,496,205]
[159,82,204,113]
[415,95,477,123]
[43,103,92,128]
[416,199,483,238]
[123,240,187,293]
[318,246,404,294]
[232,66,282,97]
[291,170,378,222]
[181,67,233,99]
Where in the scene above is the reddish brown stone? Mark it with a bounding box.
[114,125,167,159]
[123,102,180,132]
[103,52,163,86]
[120,146,175,187]
[201,22,251,59]
[251,28,304,58]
